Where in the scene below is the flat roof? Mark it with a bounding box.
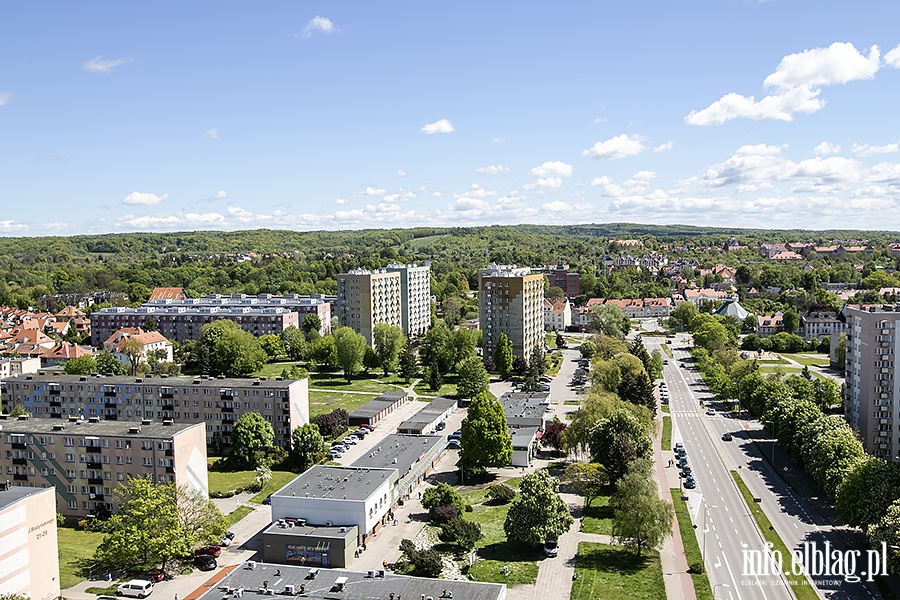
[264,522,358,541]
[347,392,408,419]
[0,418,201,438]
[197,562,506,600]
[510,426,539,447]
[275,466,394,502]
[1,374,302,388]
[0,485,54,510]
[499,392,552,421]
[397,398,456,432]
[350,434,444,474]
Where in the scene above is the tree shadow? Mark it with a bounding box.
[576,545,652,574]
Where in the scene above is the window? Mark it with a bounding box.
[65,453,75,463]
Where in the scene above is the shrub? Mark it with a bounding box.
[438,517,483,551]
[486,483,516,504]
[689,561,705,574]
[432,505,460,524]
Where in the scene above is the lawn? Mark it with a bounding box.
[571,542,666,600]
[252,360,307,379]
[731,471,818,600]
[413,373,461,398]
[661,404,670,413]
[58,526,105,589]
[662,416,672,450]
[671,489,713,600]
[758,366,827,380]
[226,505,254,527]
[251,470,300,502]
[661,344,674,358]
[208,468,297,499]
[309,390,380,419]
[780,353,830,367]
[581,486,614,535]
[309,372,409,393]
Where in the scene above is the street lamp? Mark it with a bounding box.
[693,503,717,565]
[713,583,730,598]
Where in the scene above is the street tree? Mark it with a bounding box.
[63,354,96,375]
[120,337,145,376]
[96,351,127,375]
[493,332,514,378]
[589,303,631,338]
[290,423,327,472]
[460,392,512,472]
[611,464,673,556]
[334,327,367,381]
[561,462,608,507]
[589,409,652,483]
[373,323,405,376]
[230,412,276,469]
[579,339,596,359]
[503,470,574,546]
[617,371,656,415]
[669,301,699,331]
[280,325,306,360]
[867,499,900,572]
[837,458,900,530]
[540,419,567,452]
[456,356,490,399]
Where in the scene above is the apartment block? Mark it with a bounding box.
[336,270,403,345]
[0,374,309,451]
[550,261,581,297]
[845,304,899,461]
[0,485,60,600]
[478,264,545,361]
[385,263,432,338]
[0,417,208,520]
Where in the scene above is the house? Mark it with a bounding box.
[41,341,93,366]
[147,287,188,301]
[759,243,787,258]
[543,297,572,331]
[799,311,846,340]
[682,288,727,305]
[756,313,783,336]
[769,251,804,261]
[102,327,174,367]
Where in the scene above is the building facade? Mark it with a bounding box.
[0,374,309,450]
[478,265,545,362]
[550,262,581,297]
[0,417,208,519]
[386,263,432,338]
[0,485,60,600]
[336,270,403,345]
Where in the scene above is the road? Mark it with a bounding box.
[649,334,794,600]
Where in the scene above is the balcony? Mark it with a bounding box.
[12,457,26,465]
[221,405,234,413]
[13,474,27,481]
[161,404,175,412]
[164,449,173,457]
[165,466,175,474]
[86,460,102,469]
[105,401,118,408]
[88,477,103,485]
[50,400,62,407]
[86,445,102,453]
[11,442,26,450]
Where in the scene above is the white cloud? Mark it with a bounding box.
[591,176,613,187]
[793,156,862,183]
[542,200,571,212]
[335,198,346,205]
[582,134,645,159]
[211,190,227,201]
[886,44,900,68]
[122,192,168,206]
[0,220,27,232]
[476,165,509,176]
[83,56,130,74]
[384,190,416,202]
[0,92,12,106]
[421,119,454,134]
[530,161,573,177]
[851,141,900,157]
[763,42,880,89]
[814,142,841,156]
[205,128,219,140]
[118,212,226,229]
[362,186,387,196]
[299,16,337,38]
[524,177,563,191]
[653,141,674,153]
[685,85,824,125]
[491,137,507,144]
[396,169,407,177]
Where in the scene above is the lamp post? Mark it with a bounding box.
[693,503,717,565]
[713,583,730,599]
[764,420,776,469]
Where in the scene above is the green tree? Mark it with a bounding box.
[503,470,574,546]
[96,351,127,375]
[617,371,656,415]
[439,517,483,551]
[589,303,631,338]
[419,322,453,375]
[333,327,368,381]
[302,313,322,338]
[456,356,490,399]
[280,325,306,360]
[259,334,286,360]
[63,354,97,375]
[561,462,608,507]
[309,334,337,369]
[199,320,266,377]
[422,482,466,519]
[486,483,516,504]
[398,539,443,577]
[398,341,418,382]
[373,323,405,376]
[229,412,275,469]
[579,339,596,359]
[837,458,900,530]
[867,499,900,572]
[669,301,699,331]
[427,360,443,391]
[493,332,514,378]
[611,463,673,556]
[290,423,326,472]
[460,392,512,472]
[449,327,480,372]
[120,337,145,376]
[782,309,800,335]
[589,409,652,483]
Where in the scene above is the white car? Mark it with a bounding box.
[117,579,153,598]
[543,539,559,557]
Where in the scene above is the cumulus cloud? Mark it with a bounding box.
[530,161,573,178]
[384,190,416,202]
[654,141,674,153]
[299,16,337,38]
[0,92,12,106]
[362,186,387,196]
[396,169,407,177]
[542,200,571,212]
[524,177,563,191]
[83,56,131,74]
[686,42,881,125]
[118,212,226,229]
[851,141,900,157]
[205,128,219,140]
[122,192,168,206]
[582,134,645,159]
[476,165,509,176]
[0,220,27,232]
[421,119,455,134]
[335,198,346,205]
[209,190,227,201]
[814,142,841,156]
[886,44,900,68]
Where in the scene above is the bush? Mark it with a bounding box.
[438,517,483,551]
[432,504,460,524]
[422,483,466,519]
[486,483,516,504]
[314,408,349,438]
[399,538,443,577]
[689,561,705,574]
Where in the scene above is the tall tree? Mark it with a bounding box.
[493,332,514,378]
[230,412,275,469]
[258,334,286,360]
[301,313,322,338]
[589,303,631,338]
[333,327,367,381]
[398,341,418,382]
[198,320,266,377]
[63,355,97,375]
[460,392,512,472]
[373,323,405,376]
[617,371,656,415]
[611,464,673,556]
[589,409,652,483]
[561,462,608,507]
[456,356,490,399]
[309,334,337,369]
[419,322,453,375]
[96,351,127,375]
[120,337,145,376]
[280,325,306,360]
[290,423,326,472]
[503,470,574,546]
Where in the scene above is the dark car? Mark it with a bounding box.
[194,554,217,571]
[195,545,221,558]
[446,439,461,450]
[435,422,446,431]
[681,465,692,477]
[722,432,733,441]
[684,476,696,489]
[448,431,462,440]
[144,568,165,582]
[262,494,272,505]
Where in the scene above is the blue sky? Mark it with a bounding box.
[2,1,900,236]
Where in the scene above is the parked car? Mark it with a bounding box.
[680,465,692,477]
[684,476,696,489]
[449,431,462,440]
[353,428,369,437]
[195,545,221,558]
[143,568,165,582]
[446,440,461,450]
[539,376,552,383]
[194,554,218,571]
[543,539,559,557]
[342,436,358,445]
[721,433,733,442]
[359,423,373,430]
[435,422,446,431]
[262,494,272,505]
[706,409,715,416]
[219,531,236,547]
[117,580,154,598]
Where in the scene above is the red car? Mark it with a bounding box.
[195,545,221,558]
[144,568,165,582]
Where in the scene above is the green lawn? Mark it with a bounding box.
[209,468,297,499]
[780,353,830,367]
[226,505,254,527]
[251,470,300,502]
[581,486,614,535]
[661,344,674,358]
[671,490,713,600]
[662,416,672,450]
[309,372,409,393]
[309,390,380,419]
[758,366,827,380]
[252,361,307,379]
[661,404,670,413]
[57,526,105,589]
[731,471,818,600]
[413,373,460,398]
[571,542,666,600]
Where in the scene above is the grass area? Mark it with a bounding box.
[226,505,254,527]
[671,490,713,600]
[208,469,257,495]
[85,584,118,595]
[251,360,307,379]
[661,344,674,358]
[581,486,614,535]
[58,526,105,589]
[758,366,827,380]
[310,372,407,393]
[565,399,581,405]
[571,542,665,600]
[757,356,790,364]
[780,353,830,367]
[731,471,818,600]
[662,416,672,450]
[661,404,670,413]
[413,373,460,398]
[251,470,299,502]
[309,390,379,419]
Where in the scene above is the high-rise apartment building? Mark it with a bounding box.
[845,304,899,460]
[386,263,432,338]
[336,270,403,344]
[478,264,545,362]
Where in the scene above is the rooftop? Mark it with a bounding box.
[1,373,303,388]
[0,484,54,510]
[0,417,201,438]
[348,392,409,419]
[350,433,444,474]
[498,392,552,421]
[275,466,394,502]
[397,398,456,431]
[264,522,358,541]
[196,562,506,600]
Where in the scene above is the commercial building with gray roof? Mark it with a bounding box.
[396,397,457,435]
[348,392,409,427]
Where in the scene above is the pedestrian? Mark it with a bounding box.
[174,594,179,600]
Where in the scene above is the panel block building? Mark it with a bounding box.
[386,263,432,338]
[0,374,309,451]
[336,270,403,345]
[0,485,60,600]
[478,264,545,361]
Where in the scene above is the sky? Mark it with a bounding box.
[2,1,900,237]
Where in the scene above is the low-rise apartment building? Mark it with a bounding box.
[0,484,60,600]
[0,374,309,450]
[0,417,208,520]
